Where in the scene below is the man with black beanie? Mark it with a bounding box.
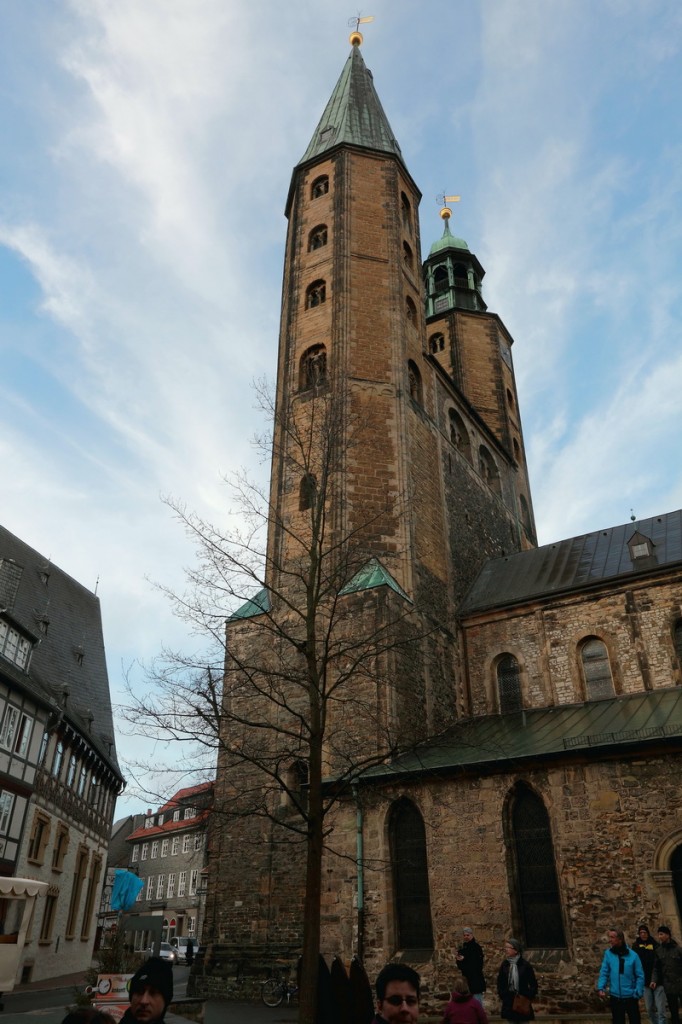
[121,957,173,1024]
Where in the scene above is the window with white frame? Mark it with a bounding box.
[0,621,31,670]
[13,714,32,757]
[184,807,196,820]
[194,834,203,851]
[52,740,64,778]
[0,704,20,750]
[183,834,192,853]
[141,843,149,860]
[146,875,154,900]
[178,871,186,897]
[0,790,15,833]
[167,873,175,898]
[161,838,169,857]
[151,841,159,859]
[171,836,180,855]
[173,809,180,822]
[188,915,196,936]
[157,814,164,826]
[189,869,198,896]
[131,846,140,863]
[66,753,77,787]
[78,765,88,797]
[144,817,153,829]
[156,874,165,899]
[136,883,143,901]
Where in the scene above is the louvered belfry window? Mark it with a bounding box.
[512,786,566,948]
[390,799,434,950]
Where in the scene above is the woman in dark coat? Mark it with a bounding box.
[496,939,538,1022]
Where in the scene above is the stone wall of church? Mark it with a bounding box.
[319,747,682,1014]
[462,572,682,714]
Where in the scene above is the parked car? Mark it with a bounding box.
[155,942,178,965]
[170,936,199,963]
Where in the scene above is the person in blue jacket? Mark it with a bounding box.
[598,927,645,1024]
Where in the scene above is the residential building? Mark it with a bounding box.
[0,526,123,984]
[124,782,212,949]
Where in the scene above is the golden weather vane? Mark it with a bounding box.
[348,13,374,46]
[436,192,461,220]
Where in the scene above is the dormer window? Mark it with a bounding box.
[628,531,655,562]
[0,620,32,670]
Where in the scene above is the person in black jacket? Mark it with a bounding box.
[496,939,538,1022]
[456,928,487,1006]
[653,926,682,1024]
[633,925,666,1024]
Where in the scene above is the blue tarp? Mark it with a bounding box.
[111,868,145,911]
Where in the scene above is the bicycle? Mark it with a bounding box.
[260,967,298,1007]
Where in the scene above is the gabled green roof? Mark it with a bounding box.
[339,557,411,601]
[227,587,271,622]
[360,688,682,782]
[298,45,405,168]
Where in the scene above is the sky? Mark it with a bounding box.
[2,0,681,817]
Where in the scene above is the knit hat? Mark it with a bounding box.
[658,925,672,936]
[507,938,522,953]
[129,957,173,1008]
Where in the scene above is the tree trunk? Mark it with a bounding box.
[298,732,324,1024]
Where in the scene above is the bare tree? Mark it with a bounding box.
[122,381,440,1024]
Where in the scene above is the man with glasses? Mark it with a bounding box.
[372,963,421,1022]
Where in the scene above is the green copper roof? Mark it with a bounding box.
[227,587,271,622]
[359,688,682,782]
[298,45,405,167]
[429,218,469,256]
[339,558,411,601]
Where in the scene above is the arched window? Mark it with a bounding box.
[299,345,327,391]
[311,175,329,199]
[453,263,468,288]
[519,495,532,537]
[308,225,328,251]
[299,473,317,511]
[406,296,417,325]
[513,438,521,462]
[401,192,412,232]
[507,388,515,411]
[434,265,449,295]
[448,409,471,462]
[672,844,682,925]
[429,333,445,354]
[479,445,500,494]
[403,241,413,269]
[306,280,326,308]
[407,361,422,404]
[674,620,682,666]
[509,785,566,948]
[580,637,614,700]
[389,799,434,950]
[497,655,522,713]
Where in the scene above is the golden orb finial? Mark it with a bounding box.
[437,193,461,222]
[348,15,373,47]
[440,206,452,220]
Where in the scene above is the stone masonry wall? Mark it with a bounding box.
[319,748,682,1015]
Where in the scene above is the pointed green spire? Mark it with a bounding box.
[429,217,469,255]
[298,45,404,167]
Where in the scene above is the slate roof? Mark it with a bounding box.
[460,508,682,615]
[360,688,682,783]
[0,525,121,777]
[298,44,405,169]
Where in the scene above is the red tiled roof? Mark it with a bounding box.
[126,781,213,842]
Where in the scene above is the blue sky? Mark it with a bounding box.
[2,1,681,817]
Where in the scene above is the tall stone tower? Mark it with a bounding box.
[207,36,536,957]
